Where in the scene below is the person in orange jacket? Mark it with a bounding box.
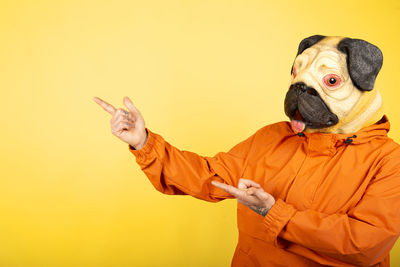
[94,35,400,266]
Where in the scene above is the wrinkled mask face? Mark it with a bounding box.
[284,35,383,133]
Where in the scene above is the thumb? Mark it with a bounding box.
[253,188,271,201]
[123,96,142,119]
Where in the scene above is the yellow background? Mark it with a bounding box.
[1,0,399,266]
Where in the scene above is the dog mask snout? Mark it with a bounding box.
[285,81,339,129]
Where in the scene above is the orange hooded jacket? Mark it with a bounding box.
[128,115,400,267]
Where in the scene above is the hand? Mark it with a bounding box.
[211,178,275,217]
[93,96,148,149]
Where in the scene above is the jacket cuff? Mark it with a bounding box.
[263,198,297,247]
[128,128,155,162]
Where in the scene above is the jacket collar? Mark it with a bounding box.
[287,115,390,147]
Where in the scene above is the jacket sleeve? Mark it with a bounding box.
[128,127,257,202]
[246,155,400,266]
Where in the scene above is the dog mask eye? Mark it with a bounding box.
[323,74,342,89]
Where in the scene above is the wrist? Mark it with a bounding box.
[250,206,270,217]
[132,130,148,150]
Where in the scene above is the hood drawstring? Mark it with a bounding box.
[344,134,357,145]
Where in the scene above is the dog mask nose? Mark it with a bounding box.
[293,82,307,92]
[291,82,319,96]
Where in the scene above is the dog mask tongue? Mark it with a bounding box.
[291,120,305,133]
[291,109,305,132]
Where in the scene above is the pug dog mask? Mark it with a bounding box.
[284,35,384,134]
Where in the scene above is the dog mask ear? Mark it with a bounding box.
[291,35,326,74]
[337,38,383,91]
[297,35,326,56]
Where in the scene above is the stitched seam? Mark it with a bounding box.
[285,152,308,202]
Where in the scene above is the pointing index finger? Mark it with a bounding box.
[211,181,244,198]
[93,97,116,115]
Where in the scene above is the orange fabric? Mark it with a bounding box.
[129,115,400,267]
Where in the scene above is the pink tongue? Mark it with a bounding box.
[291,120,305,133]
